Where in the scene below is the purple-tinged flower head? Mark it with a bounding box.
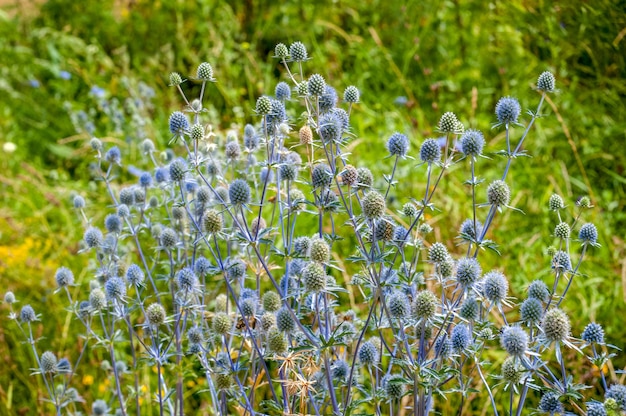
[434,333,452,358]
[311,163,333,189]
[500,326,528,357]
[388,291,410,319]
[177,267,198,291]
[194,257,212,276]
[159,227,178,249]
[229,179,251,205]
[104,277,126,301]
[459,296,479,321]
[585,402,606,416]
[73,195,85,209]
[155,167,169,183]
[481,270,509,304]
[169,111,189,135]
[105,146,121,165]
[90,85,105,98]
[451,323,471,352]
[275,82,291,101]
[459,219,482,242]
[552,250,571,271]
[579,223,598,245]
[420,138,441,163]
[244,124,258,150]
[319,85,337,113]
[495,97,521,125]
[20,304,37,323]
[606,384,626,411]
[55,267,74,288]
[4,291,15,304]
[456,257,481,287]
[581,322,604,344]
[318,112,343,144]
[104,214,122,234]
[139,172,152,188]
[41,351,57,373]
[520,297,543,324]
[225,141,241,160]
[126,264,145,286]
[358,340,379,365]
[538,392,563,414]
[56,357,71,373]
[226,258,246,280]
[84,227,103,248]
[117,204,130,218]
[387,132,409,157]
[528,280,550,302]
[460,129,485,157]
[59,71,71,80]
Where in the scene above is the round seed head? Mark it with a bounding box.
[293,236,312,257]
[439,112,459,133]
[84,227,103,248]
[229,179,251,205]
[495,97,521,125]
[55,267,74,288]
[458,296,479,321]
[187,327,204,345]
[554,222,571,239]
[307,74,326,96]
[212,312,231,335]
[274,82,291,101]
[169,111,189,135]
[344,85,360,103]
[196,62,214,81]
[362,191,386,220]
[440,257,455,278]
[481,271,509,304]
[275,307,295,333]
[428,243,449,264]
[356,167,373,190]
[500,326,528,357]
[459,219,482,241]
[383,374,406,400]
[267,327,288,354]
[262,291,281,312]
[146,303,166,327]
[451,324,471,352]
[119,187,134,206]
[542,308,570,343]
[402,202,417,218]
[501,357,524,385]
[202,209,223,234]
[89,289,107,310]
[388,291,410,319]
[309,237,331,263]
[160,227,178,248]
[537,71,556,92]
[139,172,153,188]
[141,138,155,154]
[296,81,308,97]
[520,297,543,324]
[311,163,333,189]
[538,392,563,414]
[274,43,289,59]
[581,322,604,344]
[215,373,232,391]
[420,138,442,163]
[374,220,395,241]
[289,41,308,62]
[528,280,550,302]
[331,359,349,380]
[487,180,511,206]
[579,223,598,245]
[303,262,326,293]
[56,358,71,374]
[460,129,485,157]
[412,290,437,320]
[387,132,409,157]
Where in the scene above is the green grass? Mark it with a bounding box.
[0,0,624,413]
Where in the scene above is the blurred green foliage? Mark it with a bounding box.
[0,0,624,413]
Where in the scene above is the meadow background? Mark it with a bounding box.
[0,0,624,414]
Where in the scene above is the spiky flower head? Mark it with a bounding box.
[299,125,313,145]
[542,308,570,343]
[451,324,471,352]
[456,257,481,287]
[528,280,550,302]
[104,277,126,301]
[537,71,556,93]
[275,81,291,101]
[169,72,183,86]
[255,96,271,115]
[311,163,333,189]
[105,146,121,165]
[538,392,564,414]
[145,303,166,328]
[169,111,189,135]
[495,97,521,125]
[225,141,241,160]
[84,227,103,248]
[419,138,442,163]
[383,374,406,400]
[548,194,565,211]
[388,291,410,319]
[520,297,543,325]
[552,250,571,271]
[481,271,509,304]
[387,132,409,157]
[459,296,479,321]
[289,41,308,62]
[374,220,395,241]
[579,223,598,245]
[267,327,288,354]
[554,222,571,239]
[177,267,198,291]
[487,180,511,206]
[159,227,178,248]
[434,334,452,358]
[262,291,281,313]
[585,402,607,416]
[344,85,360,103]
[577,196,592,208]
[302,262,326,293]
[73,195,85,209]
[412,290,437,320]
[215,373,232,391]
[309,237,331,263]
[293,236,312,257]
[169,159,186,182]
[428,242,449,263]
[274,43,289,59]
[581,322,605,344]
[439,112,459,133]
[4,291,15,304]
[460,129,485,157]
[275,307,295,333]
[202,209,223,234]
[356,167,373,190]
[303,75,325,100]
[296,81,308,97]
[501,357,524,385]
[20,304,36,322]
[126,264,145,286]
[318,112,343,143]
[500,326,528,357]
[319,85,338,113]
[339,164,358,187]
[362,191,386,220]
[89,289,106,310]
[229,179,251,205]
[105,214,122,234]
[358,340,379,365]
[55,267,74,288]
[212,312,231,335]
[459,219,482,242]
[196,62,214,81]
[402,202,417,218]
[606,384,626,411]
[92,399,109,416]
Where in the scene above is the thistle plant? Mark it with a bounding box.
[4,42,623,416]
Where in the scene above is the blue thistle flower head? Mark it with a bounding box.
[495,97,521,125]
[581,322,604,344]
[169,111,189,135]
[387,132,409,157]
